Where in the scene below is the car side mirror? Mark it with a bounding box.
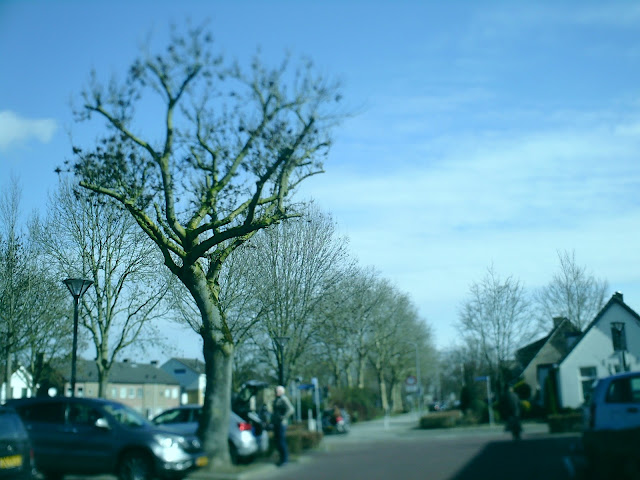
[95,418,110,430]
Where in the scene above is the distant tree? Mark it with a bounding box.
[457,265,534,393]
[0,178,70,399]
[69,25,343,465]
[535,250,609,331]
[240,206,350,385]
[37,180,169,397]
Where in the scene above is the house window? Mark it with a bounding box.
[111,388,117,399]
[579,366,598,403]
[174,369,186,374]
[128,388,135,399]
[137,388,143,398]
[172,388,179,399]
[165,389,170,398]
[120,387,126,399]
[611,323,627,351]
[77,386,84,397]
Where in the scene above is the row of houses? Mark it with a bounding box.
[1,357,207,419]
[517,292,639,409]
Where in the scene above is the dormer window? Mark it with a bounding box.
[611,322,627,352]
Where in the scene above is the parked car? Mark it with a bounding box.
[4,396,207,480]
[0,406,34,480]
[583,371,640,477]
[152,405,268,463]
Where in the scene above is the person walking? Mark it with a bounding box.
[272,385,295,466]
[504,385,522,440]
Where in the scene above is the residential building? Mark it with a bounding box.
[518,292,640,410]
[0,365,33,403]
[48,358,180,418]
[516,317,581,406]
[161,357,206,405]
[555,292,640,408]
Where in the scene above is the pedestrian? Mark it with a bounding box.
[503,385,522,440]
[272,385,295,466]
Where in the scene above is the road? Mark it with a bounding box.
[257,414,583,480]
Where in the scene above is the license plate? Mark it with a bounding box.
[196,456,209,467]
[0,454,22,469]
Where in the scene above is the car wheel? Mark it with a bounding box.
[118,451,154,480]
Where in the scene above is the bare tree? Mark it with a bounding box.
[240,206,351,385]
[69,25,343,464]
[0,177,70,399]
[457,265,534,392]
[535,249,609,331]
[37,180,169,397]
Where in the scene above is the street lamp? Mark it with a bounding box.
[274,336,290,386]
[63,278,93,397]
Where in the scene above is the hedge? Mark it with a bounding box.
[419,410,463,429]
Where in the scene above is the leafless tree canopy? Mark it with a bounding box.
[457,265,535,389]
[535,249,609,331]
[36,181,169,397]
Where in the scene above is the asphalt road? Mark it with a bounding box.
[256,414,582,480]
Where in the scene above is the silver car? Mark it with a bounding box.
[152,405,268,463]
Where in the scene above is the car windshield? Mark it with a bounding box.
[103,403,149,428]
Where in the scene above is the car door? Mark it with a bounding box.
[604,375,640,430]
[17,400,66,472]
[65,401,116,473]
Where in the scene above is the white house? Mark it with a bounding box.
[0,365,33,403]
[555,292,640,409]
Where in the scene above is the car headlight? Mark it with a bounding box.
[154,434,185,449]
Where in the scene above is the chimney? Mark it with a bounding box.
[614,292,624,301]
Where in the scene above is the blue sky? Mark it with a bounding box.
[2,0,640,358]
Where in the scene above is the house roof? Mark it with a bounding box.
[53,358,179,385]
[559,292,640,365]
[168,357,206,374]
[516,317,580,372]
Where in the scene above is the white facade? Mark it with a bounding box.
[0,366,33,403]
[557,297,640,409]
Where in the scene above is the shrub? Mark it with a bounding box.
[419,410,462,429]
[325,386,381,422]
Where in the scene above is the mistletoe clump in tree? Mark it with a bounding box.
[69,25,343,465]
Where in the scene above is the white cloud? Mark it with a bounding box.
[0,110,58,150]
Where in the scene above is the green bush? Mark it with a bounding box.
[419,410,462,429]
[547,412,583,433]
[325,386,381,422]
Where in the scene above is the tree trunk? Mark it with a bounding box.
[376,366,389,412]
[200,327,233,467]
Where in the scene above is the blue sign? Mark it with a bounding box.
[474,376,488,382]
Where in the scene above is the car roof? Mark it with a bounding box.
[4,396,122,408]
[599,371,640,382]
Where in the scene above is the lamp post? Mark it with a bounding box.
[275,336,289,386]
[63,278,93,397]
